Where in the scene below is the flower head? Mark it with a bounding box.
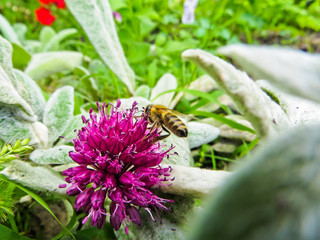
[52,0,66,9]
[112,11,122,23]
[61,100,174,233]
[38,0,66,9]
[35,7,56,25]
[182,0,199,24]
[36,0,65,25]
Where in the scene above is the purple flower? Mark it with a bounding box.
[112,11,122,23]
[182,0,199,24]
[60,100,174,234]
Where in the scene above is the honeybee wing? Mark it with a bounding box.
[151,105,197,120]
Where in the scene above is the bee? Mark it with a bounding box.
[144,104,188,142]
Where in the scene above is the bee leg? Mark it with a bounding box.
[153,125,171,142]
[143,121,158,141]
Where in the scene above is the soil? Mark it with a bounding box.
[28,202,68,240]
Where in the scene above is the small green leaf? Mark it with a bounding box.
[164,39,199,53]
[1,155,17,162]
[14,145,33,153]
[12,139,21,151]
[21,139,30,145]
[0,145,8,156]
[43,86,74,146]
[127,42,150,63]
[11,43,31,70]
[109,0,127,10]
[155,33,167,46]
[180,89,224,107]
[30,145,74,165]
[138,16,157,37]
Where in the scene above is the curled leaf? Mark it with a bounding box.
[182,49,290,137]
[218,44,320,103]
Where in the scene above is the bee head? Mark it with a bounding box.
[144,104,152,115]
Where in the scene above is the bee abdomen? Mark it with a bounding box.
[175,126,188,137]
[164,113,188,137]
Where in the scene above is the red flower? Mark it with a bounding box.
[38,0,66,9]
[53,0,66,9]
[38,0,52,4]
[35,7,56,25]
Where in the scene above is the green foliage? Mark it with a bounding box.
[0,139,33,164]
[0,181,15,222]
[0,138,32,224]
[0,224,33,240]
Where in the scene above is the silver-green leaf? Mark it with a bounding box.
[39,26,56,49]
[0,14,20,45]
[1,160,66,194]
[65,0,135,93]
[218,44,320,103]
[25,51,83,81]
[182,49,290,138]
[134,85,151,99]
[57,114,86,145]
[43,28,78,52]
[13,69,46,121]
[150,73,177,106]
[188,122,220,149]
[0,36,37,121]
[43,86,74,146]
[30,145,74,164]
[0,107,48,147]
[188,125,320,240]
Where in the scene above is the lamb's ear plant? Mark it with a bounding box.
[182,48,320,137]
[65,0,135,94]
[181,45,320,239]
[0,34,79,193]
[217,44,320,102]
